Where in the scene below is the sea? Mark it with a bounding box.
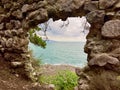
[28,41,87,68]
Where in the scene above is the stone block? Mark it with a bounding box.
[84,1,98,11]
[89,53,119,66]
[99,0,118,9]
[102,19,120,38]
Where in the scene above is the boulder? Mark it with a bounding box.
[86,10,105,24]
[84,39,112,55]
[89,53,119,66]
[101,20,120,38]
[27,9,48,27]
[84,1,98,12]
[99,0,118,9]
[57,0,85,12]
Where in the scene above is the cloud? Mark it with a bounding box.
[38,16,91,42]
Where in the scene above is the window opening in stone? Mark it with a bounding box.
[28,16,90,68]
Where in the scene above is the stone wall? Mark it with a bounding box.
[0,0,120,89]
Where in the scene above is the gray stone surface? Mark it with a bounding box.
[0,0,120,90]
[99,0,118,9]
[102,20,120,38]
[89,53,119,66]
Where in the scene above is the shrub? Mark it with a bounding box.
[31,57,42,68]
[29,50,42,68]
[39,70,78,90]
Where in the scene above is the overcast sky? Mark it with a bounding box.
[37,16,91,42]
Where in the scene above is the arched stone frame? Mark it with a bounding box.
[0,0,120,89]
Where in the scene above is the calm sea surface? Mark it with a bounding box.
[28,42,87,67]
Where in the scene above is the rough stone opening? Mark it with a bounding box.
[0,0,120,90]
[29,17,90,67]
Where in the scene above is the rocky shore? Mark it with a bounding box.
[40,64,78,76]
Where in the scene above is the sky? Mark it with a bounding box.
[37,16,91,42]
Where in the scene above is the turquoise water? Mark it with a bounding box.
[28,42,87,67]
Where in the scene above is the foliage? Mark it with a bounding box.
[31,56,42,68]
[29,26,46,49]
[29,50,42,67]
[39,70,78,90]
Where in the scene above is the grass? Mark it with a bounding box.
[39,70,79,90]
[29,50,42,67]
[31,57,42,68]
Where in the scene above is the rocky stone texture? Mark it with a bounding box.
[102,20,120,38]
[0,0,120,90]
[99,0,118,9]
[88,53,119,66]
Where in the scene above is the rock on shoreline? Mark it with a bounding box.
[40,64,80,76]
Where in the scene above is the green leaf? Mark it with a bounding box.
[29,26,46,49]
